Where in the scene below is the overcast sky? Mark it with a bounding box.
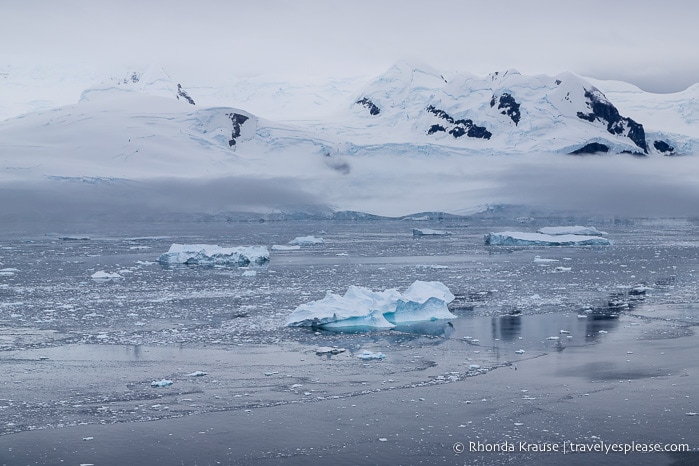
[2,0,698,92]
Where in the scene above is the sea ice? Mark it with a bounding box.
[158,244,269,266]
[286,280,456,329]
[485,232,613,246]
[271,244,301,251]
[241,270,257,277]
[412,228,452,237]
[357,351,386,360]
[91,271,123,280]
[151,379,173,387]
[288,236,324,246]
[537,226,608,236]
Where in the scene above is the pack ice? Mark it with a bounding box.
[158,244,270,266]
[286,280,456,329]
[484,231,613,246]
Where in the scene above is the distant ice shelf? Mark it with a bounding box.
[158,243,270,266]
[286,280,456,330]
[537,226,607,236]
[485,231,613,246]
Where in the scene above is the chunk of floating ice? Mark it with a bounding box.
[485,231,612,246]
[241,270,257,277]
[546,336,560,341]
[158,244,269,266]
[186,371,207,377]
[686,412,698,416]
[82,437,94,441]
[315,347,346,355]
[599,330,608,334]
[357,351,385,360]
[412,228,452,237]
[288,236,324,246]
[378,438,388,442]
[91,271,123,280]
[537,226,608,236]
[151,379,173,387]
[577,314,588,318]
[554,267,572,272]
[468,364,481,370]
[271,245,301,251]
[515,349,525,354]
[534,256,559,263]
[286,280,456,330]
[560,330,570,334]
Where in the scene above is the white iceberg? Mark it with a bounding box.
[158,244,269,266]
[271,244,301,251]
[91,271,123,280]
[286,280,456,330]
[412,228,452,237]
[485,232,612,246]
[288,236,324,246]
[537,226,608,236]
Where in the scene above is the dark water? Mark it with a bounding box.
[1,216,698,464]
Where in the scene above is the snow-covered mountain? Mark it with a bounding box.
[1,62,698,217]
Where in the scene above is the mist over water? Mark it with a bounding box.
[1,152,698,221]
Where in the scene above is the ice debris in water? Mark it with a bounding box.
[271,244,301,251]
[315,347,346,355]
[241,270,257,277]
[485,231,612,246]
[357,351,386,360]
[186,371,207,377]
[537,226,608,236]
[91,271,123,280]
[412,228,452,237]
[158,244,269,266]
[288,236,324,246]
[286,280,456,330]
[151,379,174,387]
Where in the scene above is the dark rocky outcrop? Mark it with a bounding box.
[569,142,610,155]
[426,105,492,140]
[356,97,380,115]
[653,140,675,154]
[176,84,195,105]
[490,93,521,125]
[226,113,249,147]
[576,88,647,153]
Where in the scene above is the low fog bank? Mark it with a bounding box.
[0,176,326,222]
[1,152,698,222]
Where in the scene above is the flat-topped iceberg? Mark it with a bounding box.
[286,280,456,330]
[158,244,269,266]
[288,236,324,246]
[412,228,452,237]
[485,231,612,246]
[537,226,608,236]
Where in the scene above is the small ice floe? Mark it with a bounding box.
[554,267,572,273]
[357,351,385,360]
[416,264,448,269]
[468,364,481,370]
[82,436,94,441]
[186,371,207,377]
[271,245,301,251]
[534,256,559,263]
[315,347,346,356]
[241,270,257,277]
[560,330,570,334]
[336,252,349,256]
[412,228,452,237]
[537,226,608,236]
[515,349,525,354]
[0,268,19,276]
[378,438,388,442]
[686,412,698,416]
[599,330,608,334]
[59,235,90,241]
[485,231,612,246]
[288,236,324,246]
[159,244,269,266]
[91,271,123,280]
[546,336,560,341]
[577,314,588,318]
[151,379,173,387]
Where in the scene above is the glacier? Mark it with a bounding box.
[286,280,456,330]
[484,231,613,246]
[537,226,608,236]
[158,244,270,266]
